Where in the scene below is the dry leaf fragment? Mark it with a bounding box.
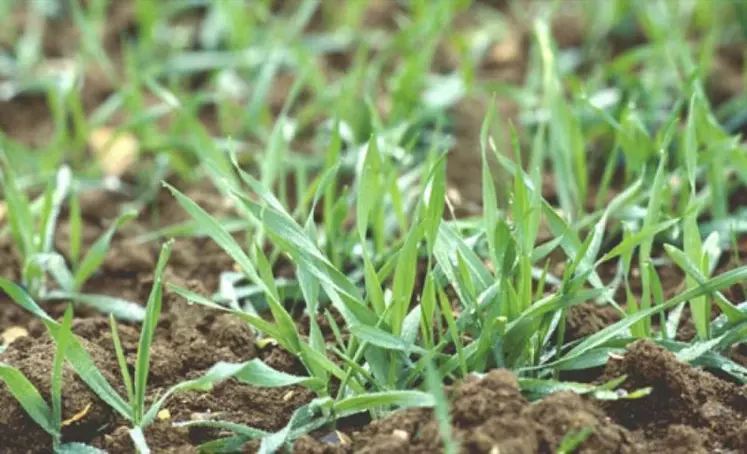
[62,403,92,427]
[88,127,139,177]
[1,326,28,345]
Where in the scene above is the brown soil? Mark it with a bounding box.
[2,1,747,454]
[295,368,639,453]
[601,340,747,453]
[296,340,747,454]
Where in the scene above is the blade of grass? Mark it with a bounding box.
[0,279,132,419]
[133,241,173,425]
[51,304,74,445]
[73,210,137,290]
[0,364,55,436]
[110,314,135,405]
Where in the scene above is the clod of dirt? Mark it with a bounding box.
[0,334,119,453]
[565,302,621,342]
[295,369,639,454]
[601,339,747,452]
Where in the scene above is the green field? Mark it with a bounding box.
[1,1,746,452]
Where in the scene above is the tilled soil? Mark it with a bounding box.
[1,186,746,453]
[2,1,747,453]
[295,340,747,454]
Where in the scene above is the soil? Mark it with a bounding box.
[2,1,747,454]
[295,340,747,454]
[295,369,639,454]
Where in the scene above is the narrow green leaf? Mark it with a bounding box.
[349,324,427,355]
[357,135,383,239]
[109,314,135,405]
[558,266,747,366]
[52,305,74,441]
[259,403,318,454]
[663,244,745,322]
[598,218,679,263]
[143,359,314,426]
[425,362,458,454]
[332,391,435,417]
[390,224,422,334]
[168,284,287,346]
[0,279,132,420]
[134,241,173,425]
[41,166,72,255]
[0,364,55,436]
[362,248,385,316]
[44,291,145,322]
[68,189,83,267]
[56,443,109,454]
[74,210,137,290]
[0,161,35,259]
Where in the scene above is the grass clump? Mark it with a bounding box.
[1,0,747,452]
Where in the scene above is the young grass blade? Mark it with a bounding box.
[675,331,730,363]
[165,183,264,273]
[143,360,315,426]
[356,135,383,240]
[348,323,427,355]
[362,248,386,316]
[481,98,499,268]
[682,94,708,339]
[68,188,83,267]
[296,267,327,383]
[597,218,680,263]
[0,279,132,419]
[110,314,135,405]
[164,183,291,319]
[44,291,146,322]
[52,305,74,445]
[423,155,447,253]
[0,163,35,260]
[299,343,363,393]
[133,241,173,425]
[0,364,55,436]
[168,284,287,346]
[259,403,319,454]
[579,179,643,276]
[331,390,436,418]
[663,244,746,323]
[235,196,376,326]
[390,224,423,334]
[40,166,72,255]
[73,210,138,290]
[425,361,458,454]
[555,266,747,367]
[252,244,301,353]
[638,150,670,331]
[55,443,108,454]
[557,428,593,454]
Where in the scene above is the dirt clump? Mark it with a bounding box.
[601,339,747,452]
[295,369,639,454]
